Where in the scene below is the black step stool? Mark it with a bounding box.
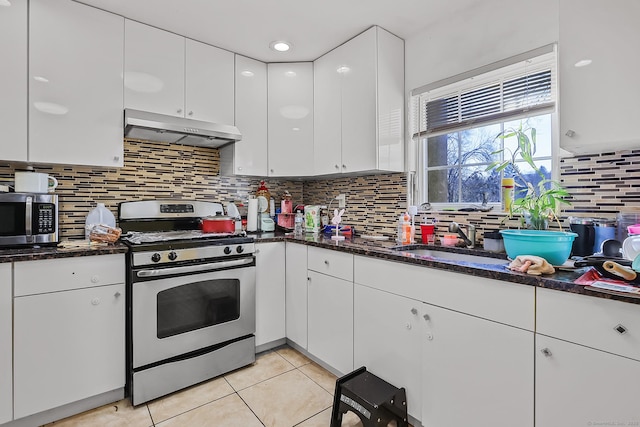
[330,366,408,427]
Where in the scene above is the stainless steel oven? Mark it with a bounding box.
[120,200,256,406]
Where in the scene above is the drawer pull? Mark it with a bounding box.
[614,324,628,334]
[410,308,418,315]
[423,314,430,321]
[405,323,412,330]
[540,348,552,357]
[114,292,121,298]
[324,260,329,265]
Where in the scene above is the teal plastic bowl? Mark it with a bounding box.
[499,229,578,266]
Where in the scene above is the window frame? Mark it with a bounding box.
[408,44,560,211]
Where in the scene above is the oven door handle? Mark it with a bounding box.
[136,257,254,278]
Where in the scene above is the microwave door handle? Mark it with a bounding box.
[136,257,254,278]
[25,196,33,236]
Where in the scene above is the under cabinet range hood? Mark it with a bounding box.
[124,109,242,148]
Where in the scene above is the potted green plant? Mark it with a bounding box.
[486,122,571,230]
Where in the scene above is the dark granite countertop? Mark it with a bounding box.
[252,230,640,305]
[0,242,128,263]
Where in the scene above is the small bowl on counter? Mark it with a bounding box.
[441,233,459,247]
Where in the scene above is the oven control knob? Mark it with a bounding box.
[224,246,232,255]
[168,251,178,261]
[151,253,161,263]
[236,246,244,254]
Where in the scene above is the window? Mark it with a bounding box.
[410,46,557,208]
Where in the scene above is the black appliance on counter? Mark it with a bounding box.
[119,200,256,406]
[0,192,58,247]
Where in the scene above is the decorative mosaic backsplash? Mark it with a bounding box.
[1,141,638,243]
[0,139,303,239]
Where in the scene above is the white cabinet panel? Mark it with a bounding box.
[267,62,314,177]
[559,0,640,154]
[124,20,185,117]
[308,271,353,374]
[285,243,308,348]
[422,303,534,427]
[14,283,125,418]
[220,55,268,176]
[29,0,124,167]
[354,284,422,420]
[185,39,234,124]
[313,49,342,175]
[307,246,353,281]
[255,242,286,347]
[0,0,27,162]
[0,264,12,425]
[536,335,640,427]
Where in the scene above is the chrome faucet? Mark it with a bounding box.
[448,222,476,248]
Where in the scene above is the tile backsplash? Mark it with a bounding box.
[1,141,638,242]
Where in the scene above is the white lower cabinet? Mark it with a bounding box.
[353,284,422,420]
[285,243,308,348]
[255,242,286,347]
[0,264,12,425]
[307,270,353,375]
[13,255,125,419]
[536,335,640,427]
[421,303,534,427]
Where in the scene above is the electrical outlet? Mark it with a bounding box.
[336,194,346,208]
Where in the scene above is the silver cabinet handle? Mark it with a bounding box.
[270,169,274,173]
[405,323,412,330]
[177,108,182,114]
[188,111,193,116]
[614,324,628,334]
[324,260,329,265]
[423,314,430,321]
[342,164,346,169]
[334,164,339,169]
[540,348,552,357]
[114,292,121,298]
[410,308,418,315]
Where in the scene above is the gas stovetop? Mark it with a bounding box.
[121,230,248,245]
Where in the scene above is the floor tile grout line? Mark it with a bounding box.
[234,391,267,427]
[296,365,337,397]
[145,403,155,427]
[146,388,237,426]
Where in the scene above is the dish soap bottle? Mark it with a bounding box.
[294,210,304,236]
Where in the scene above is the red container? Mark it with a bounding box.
[200,213,235,233]
[420,224,435,244]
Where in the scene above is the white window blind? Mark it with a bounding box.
[412,49,556,138]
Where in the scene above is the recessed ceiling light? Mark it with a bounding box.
[574,59,592,68]
[270,41,291,52]
[240,70,254,77]
[336,66,351,74]
[0,0,11,7]
[284,71,297,77]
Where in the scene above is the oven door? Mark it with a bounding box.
[132,260,255,369]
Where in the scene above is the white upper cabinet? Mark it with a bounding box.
[559,0,640,154]
[185,39,234,124]
[0,0,27,163]
[124,20,234,123]
[267,63,314,177]
[124,20,185,117]
[314,26,404,176]
[29,0,124,167]
[220,55,268,176]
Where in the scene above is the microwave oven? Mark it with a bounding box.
[0,193,58,247]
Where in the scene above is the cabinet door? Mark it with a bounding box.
[220,55,268,176]
[307,271,353,374]
[340,27,377,173]
[0,0,27,162]
[313,49,343,175]
[185,39,234,124]
[255,242,286,347]
[124,19,185,118]
[29,0,124,167]
[285,243,308,348]
[559,0,640,154]
[422,303,534,427]
[0,264,11,425]
[268,62,314,177]
[536,335,640,426]
[14,284,125,418]
[354,284,422,420]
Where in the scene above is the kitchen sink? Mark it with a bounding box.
[392,247,508,265]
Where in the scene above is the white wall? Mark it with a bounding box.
[405,0,559,92]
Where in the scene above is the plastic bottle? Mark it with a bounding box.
[402,213,413,245]
[85,203,115,239]
[294,210,304,236]
[396,214,404,244]
[501,178,515,212]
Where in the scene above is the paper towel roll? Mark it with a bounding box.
[247,198,258,232]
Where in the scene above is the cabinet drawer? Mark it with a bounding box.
[307,246,353,281]
[15,254,125,296]
[537,287,640,361]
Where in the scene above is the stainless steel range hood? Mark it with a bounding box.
[124,109,242,148]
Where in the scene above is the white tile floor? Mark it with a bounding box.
[43,346,373,427]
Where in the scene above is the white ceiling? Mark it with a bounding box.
[75,0,482,62]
